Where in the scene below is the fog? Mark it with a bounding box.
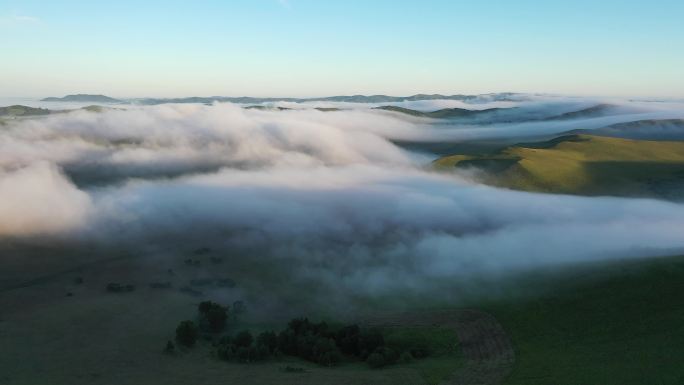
[2,97,684,301]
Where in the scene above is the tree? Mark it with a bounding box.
[234,330,253,348]
[278,329,297,355]
[358,329,384,359]
[176,320,199,347]
[335,324,360,355]
[256,331,278,354]
[198,301,228,333]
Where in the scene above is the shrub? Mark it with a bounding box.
[313,337,342,366]
[367,352,386,368]
[283,366,305,373]
[398,351,413,364]
[366,346,399,368]
[175,320,199,347]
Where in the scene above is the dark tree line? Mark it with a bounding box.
[214,317,416,368]
[172,303,426,369]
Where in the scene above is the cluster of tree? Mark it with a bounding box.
[215,330,277,363]
[198,301,229,333]
[171,303,425,369]
[214,318,420,368]
[173,300,245,348]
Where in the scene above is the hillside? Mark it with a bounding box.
[566,119,684,140]
[434,134,684,199]
[42,94,121,103]
[542,103,617,120]
[373,105,507,119]
[488,255,684,385]
[0,105,51,117]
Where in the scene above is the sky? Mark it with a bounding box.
[1,0,683,98]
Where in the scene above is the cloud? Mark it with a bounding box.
[0,13,41,27]
[1,99,684,304]
[0,162,91,236]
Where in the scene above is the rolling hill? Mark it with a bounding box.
[0,105,52,117]
[565,119,684,140]
[373,105,507,119]
[42,94,121,103]
[434,134,684,199]
[542,103,617,120]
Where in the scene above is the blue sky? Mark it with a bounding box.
[1,0,683,98]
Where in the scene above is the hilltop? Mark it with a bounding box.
[543,103,617,120]
[565,119,684,140]
[435,134,684,199]
[373,105,508,119]
[42,94,121,103]
[0,105,52,117]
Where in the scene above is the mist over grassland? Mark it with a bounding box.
[2,95,684,306]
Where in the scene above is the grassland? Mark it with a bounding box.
[566,119,684,140]
[479,255,684,385]
[0,245,464,385]
[381,327,461,384]
[434,134,684,199]
[0,105,51,117]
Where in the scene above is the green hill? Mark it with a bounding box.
[543,103,616,120]
[373,105,505,119]
[566,119,684,140]
[434,134,684,199]
[42,94,121,103]
[0,105,51,117]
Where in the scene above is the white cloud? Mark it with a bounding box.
[0,13,41,27]
[2,100,684,300]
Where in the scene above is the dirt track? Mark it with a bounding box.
[364,309,515,385]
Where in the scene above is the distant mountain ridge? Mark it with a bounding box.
[132,93,522,105]
[42,94,122,103]
[38,93,523,105]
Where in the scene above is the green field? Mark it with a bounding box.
[480,255,684,385]
[435,134,684,199]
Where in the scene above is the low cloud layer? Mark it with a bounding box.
[2,98,684,300]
